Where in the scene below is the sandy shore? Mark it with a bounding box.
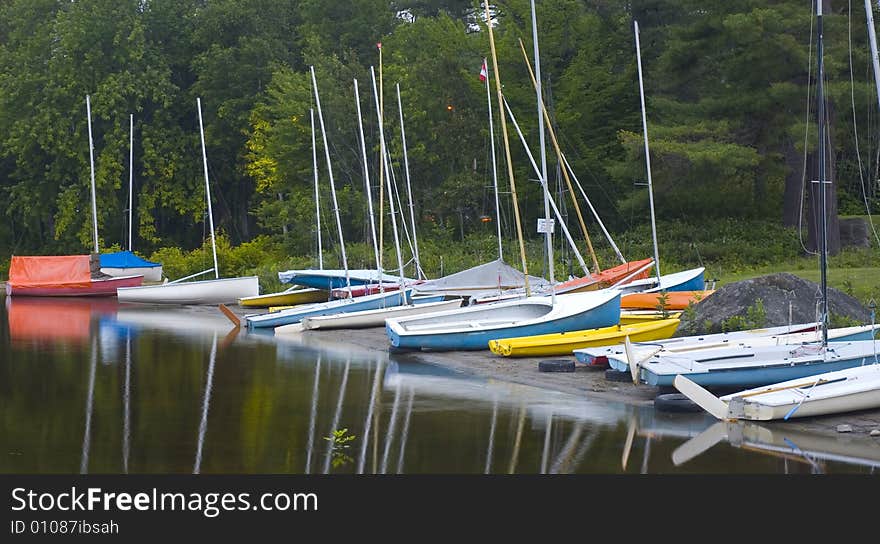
[225,304,880,440]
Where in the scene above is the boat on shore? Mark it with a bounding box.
[674,362,880,421]
[5,255,143,297]
[385,289,621,351]
[573,322,823,368]
[293,297,461,332]
[115,98,259,305]
[246,288,414,330]
[238,286,329,308]
[488,317,680,357]
[99,250,163,282]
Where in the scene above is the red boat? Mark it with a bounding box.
[555,258,655,294]
[331,280,424,299]
[5,255,143,297]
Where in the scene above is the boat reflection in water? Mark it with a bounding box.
[669,420,880,473]
[5,296,119,348]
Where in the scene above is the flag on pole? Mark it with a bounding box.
[479,59,488,82]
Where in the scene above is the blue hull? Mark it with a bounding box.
[283,275,373,290]
[643,355,874,388]
[666,271,705,292]
[247,290,411,329]
[387,293,621,351]
[602,326,876,373]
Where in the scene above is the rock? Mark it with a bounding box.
[836,424,854,433]
[677,272,869,336]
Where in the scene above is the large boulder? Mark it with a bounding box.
[676,272,870,336]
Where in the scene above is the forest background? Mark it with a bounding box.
[1,0,878,303]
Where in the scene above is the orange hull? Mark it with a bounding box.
[621,290,715,310]
[557,258,654,294]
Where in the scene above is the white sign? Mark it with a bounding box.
[537,218,555,233]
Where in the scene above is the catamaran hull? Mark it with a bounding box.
[300,298,461,330]
[116,276,259,304]
[246,289,413,329]
[722,364,880,420]
[386,290,621,351]
[238,287,329,308]
[6,275,144,297]
[101,266,163,282]
[644,356,874,388]
[277,269,410,290]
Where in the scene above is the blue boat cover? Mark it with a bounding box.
[100,250,161,268]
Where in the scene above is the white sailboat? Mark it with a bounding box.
[100,113,163,282]
[116,98,259,304]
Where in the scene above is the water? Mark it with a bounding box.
[2,295,878,474]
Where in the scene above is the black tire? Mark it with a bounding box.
[654,393,703,413]
[538,359,575,373]
[605,369,632,382]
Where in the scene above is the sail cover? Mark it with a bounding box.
[100,250,161,268]
[7,255,92,288]
[411,259,549,298]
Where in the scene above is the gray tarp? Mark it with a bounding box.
[411,259,549,298]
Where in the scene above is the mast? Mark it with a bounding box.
[865,1,880,114]
[196,98,219,279]
[503,97,589,276]
[396,83,425,279]
[311,109,323,269]
[310,66,352,292]
[634,21,662,285]
[371,67,407,296]
[484,0,531,295]
[86,95,99,253]
[483,58,504,261]
[354,79,383,283]
[128,113,133,251]
[817,2,829,345]
[377,42,385,272]
[517,38,602,273]
[529,0,555,302]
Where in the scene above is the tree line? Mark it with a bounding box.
[0,0,876,268]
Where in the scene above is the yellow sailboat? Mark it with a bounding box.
[488,318,680,358]
[619,310,682,325]
[238,286,329,308]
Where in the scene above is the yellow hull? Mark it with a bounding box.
[238,287,328,308]
[619,310,682,325]
[488,318,681,357]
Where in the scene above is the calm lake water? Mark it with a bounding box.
[2,295,878,475]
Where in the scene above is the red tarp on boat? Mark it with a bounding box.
[7,255,92,289]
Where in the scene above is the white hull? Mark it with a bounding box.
[117,275,259,304]
[101,266,163,282]
[300,298,463,330]
[721,364,880,420]
[580,323,875,372]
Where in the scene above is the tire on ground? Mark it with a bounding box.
[538,359,575,373]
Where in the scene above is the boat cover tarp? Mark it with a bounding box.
[100,250,161,268]
[7,255,91,288]
[411,259,549,298]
